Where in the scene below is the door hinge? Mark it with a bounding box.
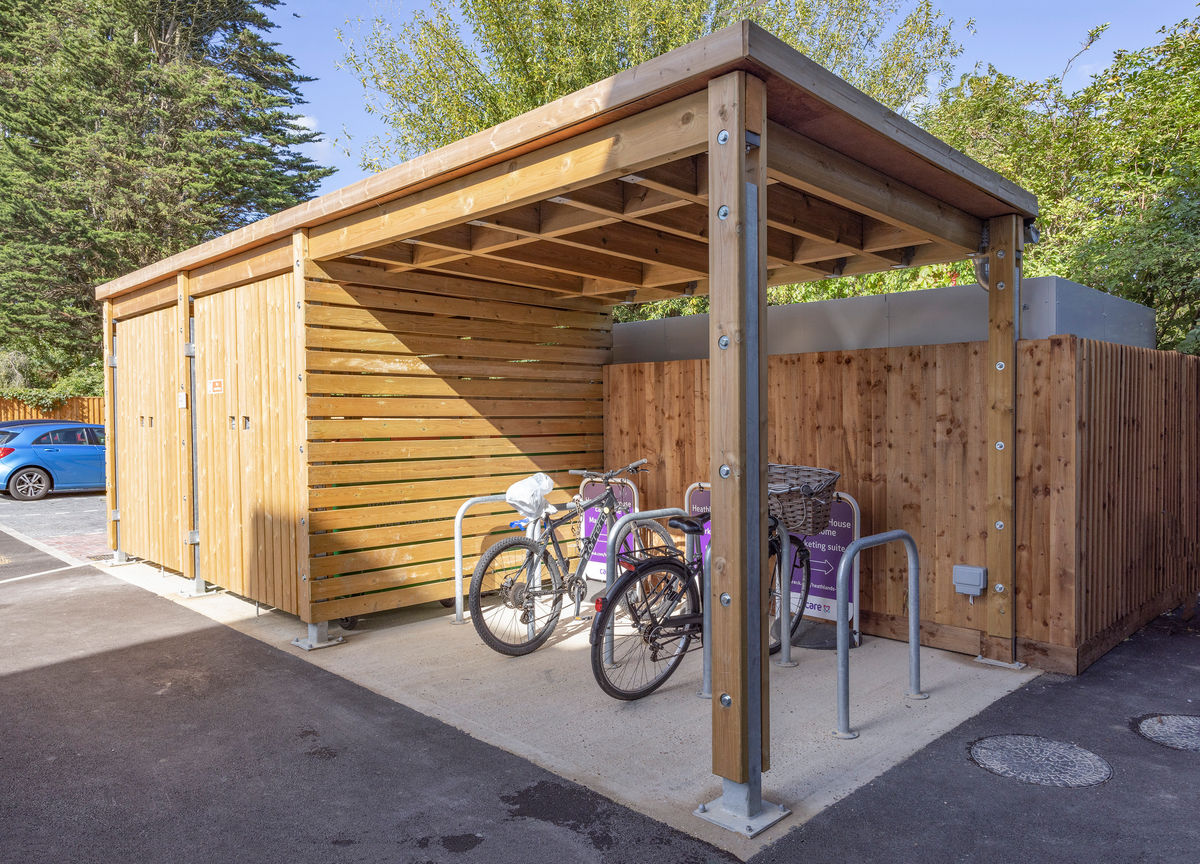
[183,342,196,357]
[110,509,120,522]
[106,354,117,368]
[186,530,200,545]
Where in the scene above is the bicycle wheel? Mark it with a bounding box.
[469,536,564,656]
[591,559,700,700]
[767,534,806,655]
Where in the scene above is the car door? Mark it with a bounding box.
[33,427,93,489]
[84,427,106,488]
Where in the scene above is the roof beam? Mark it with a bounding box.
[767,121,983,253]
[310,91,709,260]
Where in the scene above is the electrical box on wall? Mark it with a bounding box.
[953,565,987,597]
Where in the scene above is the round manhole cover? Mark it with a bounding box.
[1132,714,1200,752]
[969,735,1112,788]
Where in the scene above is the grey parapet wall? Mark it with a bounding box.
[611,276,1156,364]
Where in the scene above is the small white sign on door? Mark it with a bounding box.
[207,379,224,395]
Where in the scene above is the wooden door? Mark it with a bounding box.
[113,308,181,569]
[195,288,244,595]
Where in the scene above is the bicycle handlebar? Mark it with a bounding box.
[568,458,649,481]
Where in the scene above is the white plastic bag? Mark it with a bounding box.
[506,473,557,520]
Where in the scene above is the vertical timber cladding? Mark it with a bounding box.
[112,306,183,570]
[605,339,1083,669]
[193,273,306,615]
[301,262,611,623]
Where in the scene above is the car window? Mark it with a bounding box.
[88,428,106,446]
[0,431,15,444]
[40,428,88,445]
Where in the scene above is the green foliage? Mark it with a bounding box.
[919,17,1200,350]
[340,0,969,168]
[0,360,103,411]
[0,0,333,381]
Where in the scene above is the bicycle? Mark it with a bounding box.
[468,458,675,657]
[588,513,812,700]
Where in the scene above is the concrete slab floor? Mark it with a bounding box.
[98,560,1039,859]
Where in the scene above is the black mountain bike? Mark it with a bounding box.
[589,513,810,700]
[468,459,674,656]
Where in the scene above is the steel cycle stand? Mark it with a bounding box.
[452,494,508,625]
[833,529,928,740]
[602,508,688,667]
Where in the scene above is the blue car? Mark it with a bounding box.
[0,420,106,500]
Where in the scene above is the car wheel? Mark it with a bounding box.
[10,467,50,501]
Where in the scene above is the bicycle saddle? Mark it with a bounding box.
[668,513,711,535]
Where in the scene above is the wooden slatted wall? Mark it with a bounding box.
[1074,339,1200,669]
[113,308,183,571]
[303,272,612,621]
[194,274,307,615]
[0,397,104,424]
[605,338,1086,669]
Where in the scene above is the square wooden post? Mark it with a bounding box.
[698,70,787,836]
[102,301,118,554]
[983,214,1023,662]
[176,271,200,587]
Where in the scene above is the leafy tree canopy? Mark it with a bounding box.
[340,0,969,169]
[0,0,333,384]
[920,16,1200,351]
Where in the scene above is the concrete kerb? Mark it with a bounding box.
[85,555,1039,858]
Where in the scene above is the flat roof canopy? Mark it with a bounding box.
[96,21,1036,306]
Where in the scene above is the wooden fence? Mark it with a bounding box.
[604,336,1200,673]
[0,397,104,424]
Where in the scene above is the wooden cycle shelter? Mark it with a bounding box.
[98,22,1046,829]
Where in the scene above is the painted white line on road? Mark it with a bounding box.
[0,564,87,585]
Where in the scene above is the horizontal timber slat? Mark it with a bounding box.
[308,416,601,441]
[306,374,601,399]
[305,304,609,348]
[307,396,601,419]
[305,280,610,330]
[310,511,522,555]
[309,470,578,509]
[307,434,603,463]
[306,260,610,312]
[304,328,611,365]
[309,488,575,534]
[308,451,598,485]
[305,351,603,381]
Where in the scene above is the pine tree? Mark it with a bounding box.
[0,0,333,383]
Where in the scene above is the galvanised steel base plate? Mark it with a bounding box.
[694,798,790,838]
[969,735,1112,788]
[1132,714,1200,752]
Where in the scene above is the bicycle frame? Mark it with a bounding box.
[540,483,631,585]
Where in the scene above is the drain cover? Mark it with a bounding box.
[969,735,1112,787]
[1132,714,1200,752]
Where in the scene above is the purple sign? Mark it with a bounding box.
[581,480,637,580]
[789,499,856,621]
[686,485,711,560]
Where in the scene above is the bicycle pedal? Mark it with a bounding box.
[573,614,593,622]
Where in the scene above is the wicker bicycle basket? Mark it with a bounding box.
[766,463,841,535]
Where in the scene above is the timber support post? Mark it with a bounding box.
[982,214,1023,663]
[177,270,208,597]
[696,70,789,838]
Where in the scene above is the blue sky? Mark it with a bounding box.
[271,0,1200,196]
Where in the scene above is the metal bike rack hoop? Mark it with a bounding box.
[834,529,927,740]
[452,494,508,625]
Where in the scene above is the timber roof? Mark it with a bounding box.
[96,21,1037,305]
